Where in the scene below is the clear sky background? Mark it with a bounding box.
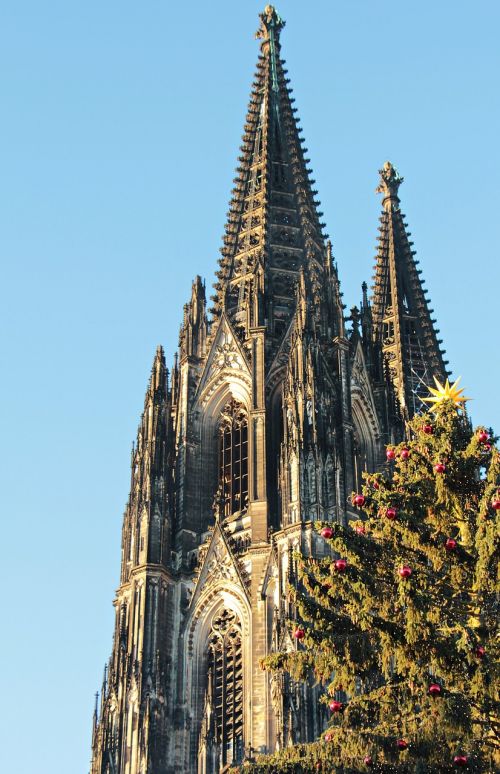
[1,1,499,772]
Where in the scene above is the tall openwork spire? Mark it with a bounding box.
[212,5,328,354]
[371,162,448,418]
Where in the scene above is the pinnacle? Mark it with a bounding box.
[145,345,167,400]
[256,5,285,43]
[376,161,404,211]
[371,163,447,417]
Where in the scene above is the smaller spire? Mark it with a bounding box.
[92,691,99,736]
[371,162,447,417]
[376,161,404,211]
[350,305,360,337]
[361,281,369,309]
[101,664,108,700]
[148,345,166,397]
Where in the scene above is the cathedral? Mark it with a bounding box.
[90,6,449,773]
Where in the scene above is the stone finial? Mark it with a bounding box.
[350,305,360,334]
[376,161,404,210]
[256,5,285,44]
[361,281,369,308]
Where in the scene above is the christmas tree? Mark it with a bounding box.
[238,382,500,772]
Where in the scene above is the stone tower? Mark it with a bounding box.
[90,7,448,773]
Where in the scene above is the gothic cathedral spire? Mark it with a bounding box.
[371,162,448,418]
[213,5,328,359]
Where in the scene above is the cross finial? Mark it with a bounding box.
[376,161,404,210]
[256,5,285,46]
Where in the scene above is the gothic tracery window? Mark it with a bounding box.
[218,401,248,518]
[206,609,244,766]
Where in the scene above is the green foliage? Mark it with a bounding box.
[247,402,500,772]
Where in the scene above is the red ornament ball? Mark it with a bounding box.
[429,683,442,697]
[445,538,457,551]
[475,645,486,659]
[334,558,347,573]
[478,430,489,443]
[398,565,412,579]
[385,507,397,520]
[386,448,396,461]
[397,739,408,750]
[434,462,446,473]
[353,493,366,507]
[483,443,492,452]
[293,627,305,640]
[364,756,373,767]
[315,763,322,770]
[329,699,343,712]
[491,498,500,510]
[400,448,410,460]
[453,755,468,767]
[355,525,366,535]
[321,526,333,539]
[324,733,333,742]
[423,424,433,435]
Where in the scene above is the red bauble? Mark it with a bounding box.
[324,732,333,742]
[483,443,492,452]
[453,755,468,767]
[400,448,410,460]
[329,700,343,712]
[398,565,412,579]
[353,493,366,507]
[386,448,396,460]
[475,645,486,659]
[491,498,500,510]
[434,462,446,473]
[293,627,305,640]
[397,739,408,750]
[364,756,373,767]
[316,764,322,771]
[445,538,457,551]
[321,526,333,539]
[334,558,347,572]
[478,430,489,443]
[423,424,433,435]
[429,683,442,697]
[355,525,366,535]
[385,507,397,520]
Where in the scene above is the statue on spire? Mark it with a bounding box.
[256,5,285,43]
[376,161,404,208]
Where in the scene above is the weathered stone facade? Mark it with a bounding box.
[89,6,448,773]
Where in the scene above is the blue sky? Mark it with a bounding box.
[1,2,499,772]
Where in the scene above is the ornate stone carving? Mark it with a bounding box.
[212,335,245,375]
[206,542,238,584]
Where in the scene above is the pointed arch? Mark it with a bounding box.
[196,380,252,530]
[351,390,381,487]
[184,585,252,774]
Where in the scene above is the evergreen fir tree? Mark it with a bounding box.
[238,390,499,773]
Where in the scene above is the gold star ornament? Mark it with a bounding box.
[422,376,470,407]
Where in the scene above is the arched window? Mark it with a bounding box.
[218,401,248,519]
[206,609,244,767]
